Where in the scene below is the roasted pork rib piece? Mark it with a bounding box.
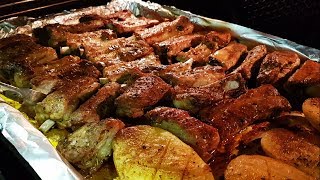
[66,82,121,128]
[176,43,215,65]
[153,34,204,58]
[135,16,194,44]
[145,107,220,162]
[30,56,100,94]
[43,20,106,47]
[200,84,291,153]
[57,119,125,174]
[85,36,154,66]
[115,75,172,118]
[173,73,246,114]
[80,10,160,34]
[284,60,320,97]
[158,60,226,87]
[35,77,100,124]
[0,34,58,87]
[257,51,300,86]
[102,53,161,83]
[209,42,247,70]
[233,45,267,80]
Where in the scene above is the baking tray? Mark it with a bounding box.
[0,0,319,179]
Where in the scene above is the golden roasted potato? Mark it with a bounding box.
[261,128,320,178]
[225,155,314,180]
[302,98,320,131]
[112,125,214,180]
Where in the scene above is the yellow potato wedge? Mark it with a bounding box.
[225,155,314,180]
[302,98,320,132]
[112,125,214,180]
[261,128,320,178]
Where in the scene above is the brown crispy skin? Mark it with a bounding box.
[285,60,320,98]
[233,45,267,80]
[261,128,320,178]
[57,119,125,174]
[30,56,100,94]
[135,16,194,44]
[204,31,231,48]
[145,107,220,162]
[173,73,246,113]
[67,82,121,128]
[153,34,204,58]
[158,62,226,87]
[202,84,291,152]
[257,51,301,86]
[210,42,247,70]
[115,75,172,118]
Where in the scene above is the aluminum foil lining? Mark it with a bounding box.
[0,97,82,180]
[0,0,319,179]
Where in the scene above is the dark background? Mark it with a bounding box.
[0,0,319,179]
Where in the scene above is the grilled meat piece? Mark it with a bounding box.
[44,20,106,47]
[35,77,100,124]
[176,43,215,65]
[173,73,246,114]
[109,14,159,34]
[85,36,153,66]
[103,53,161,83]
[257,51,300,86]
[145,107,220,162]
[153,34,204,58]
[200,84,291,153]
[285,60,320,97]
[0,35,58,87]
[210,42,247,70]
[261,128,320,178]
[30,56,100,94]
[62,29,117,53]
[115,75,172,118]
[225,155,314,180]
[233,45,267,80]
[158,61,226,87]
[80,10,159,34]
[204,30,231,48]
[66,82,121,128]
[113,125,214,180]
[57,119,125,174]
[135,16,194,44]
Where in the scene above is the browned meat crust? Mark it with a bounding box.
[173,73,246,114]
[210,42,247,70]
[257,51,301,86]
[135,16,194,44]
[115,75,172,118]
[233,45,267,80]
[201,84,291,153]
[145,107,220,162]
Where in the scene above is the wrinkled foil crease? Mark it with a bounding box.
[0,0,319,179]
[0,98,82,180]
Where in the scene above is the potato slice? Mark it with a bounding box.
[261,128,320,178]
[302,98,320,132]
[225,155,314,180]
[112,125,214,180]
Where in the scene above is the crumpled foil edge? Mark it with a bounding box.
[0,98,83,180]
